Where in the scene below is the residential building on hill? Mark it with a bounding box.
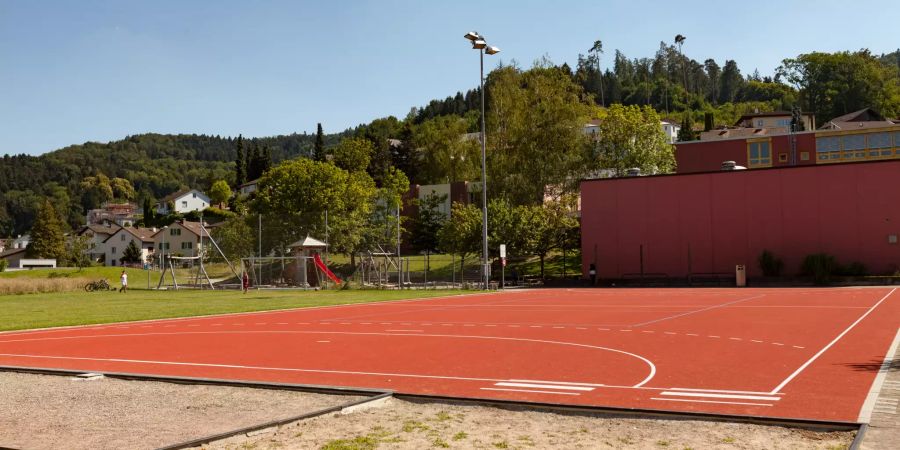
[102,226,157,267]
[154,220,211,262]
[818,107,898,130]
[155,189,210,215]
[85,202,137,227]
[76,223,121,263]
[699,111,816,141]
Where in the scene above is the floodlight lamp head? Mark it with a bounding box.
[464,31,481,41]
[472,40,487,49]
[485,45,500,55]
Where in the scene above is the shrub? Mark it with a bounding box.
[838,261,868,277]
[801,253,839,285]
[758,250,784,277]
[0,259,7,272]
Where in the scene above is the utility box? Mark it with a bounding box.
[735,264,746,287]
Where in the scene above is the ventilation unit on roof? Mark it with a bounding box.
[626,168,641,177]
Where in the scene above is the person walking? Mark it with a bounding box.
[119,270,128,293]
[589,263,597,286]
[242,271,250,294]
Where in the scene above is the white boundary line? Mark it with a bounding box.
[630,294,766,327]
[495,382,594,392]
[667,387,784,396]
[769,288,897,395]
[650,397,773,407]
[660,391,780,401]
[858,327,900,423]
[0,329,657,387]
[481,387,579,396]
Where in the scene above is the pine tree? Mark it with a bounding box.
[247,143,260,181]
[120,240,143,264]
[261,146,272,175]
[314,123,325,161]
[677,112,697,142]
[142,197,155,227]
[235,134,246,186]
[27,199,66,261]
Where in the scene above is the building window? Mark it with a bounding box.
[182,242,193,250]
[756,119,764,127]
[121,234,126,241]
[112,247,117,254]
[747,140,772,168]
[816,136,841,162]
[778,153,788,163]
[181,201,188,208]
[170,228,181,236]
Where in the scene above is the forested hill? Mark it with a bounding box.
[0,131,346,236]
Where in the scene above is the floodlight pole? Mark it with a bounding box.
[478,47,489,290]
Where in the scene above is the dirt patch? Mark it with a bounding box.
[0,371,364,450]
[209,398,856,450]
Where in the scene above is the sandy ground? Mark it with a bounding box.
[210,398,855,450]
[0,371,856,450]
[0,372,364,450]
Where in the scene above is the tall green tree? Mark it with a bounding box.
[413,115,480,184]
[677,112,697,141]
[27,199,66,261]
[247,143,261,181]
[235,134,246,186]
[409,193,448,256]
[314,123,326,161]
[210,216,256,263]
[142,197,155,226]
[331,137,373,173]
[593,104,676,176]
[208,180,232,206]
[66,235,92,269]
[437,202,482,273]
[719,60,744,104]
[120,240,143,264]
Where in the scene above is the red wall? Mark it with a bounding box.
[676,133,817,173]
[581,160,900,278]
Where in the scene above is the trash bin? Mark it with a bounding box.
[735,264,746,287]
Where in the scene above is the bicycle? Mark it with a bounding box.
[84,279,112,292]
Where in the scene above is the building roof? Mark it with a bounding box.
[77,223,122,236]
[734,111,814,126]
[660,118,681,126]
[238,179,259,189]
[104,227,158,243]
[288,236,327,248]
[179,221,212,238]
[157,189,209,204]
[825,107,886,124]
[819,121,899,131]
[700,127,784,140]
[0,247,26,259]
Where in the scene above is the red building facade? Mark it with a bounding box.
[580,160,900,279]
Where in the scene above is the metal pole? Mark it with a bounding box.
[258,213,262,286]
[324,208,329,264]
[479,47,490,290]
[397,202,401,288]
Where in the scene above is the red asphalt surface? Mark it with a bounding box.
[1,287,898,422]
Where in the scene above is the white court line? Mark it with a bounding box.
[631,294,766,327]
[0,330,658,387]
[385,330,423,333]
[481,387,579,396]
[668,387,784,396]
[859,328,900,423]
[509,379,605,387]
[495,382,594,392]
[770,288,897,395]
[660,391,780,401]
[651,397,773,407]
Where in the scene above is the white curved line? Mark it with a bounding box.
[0,330,657,388]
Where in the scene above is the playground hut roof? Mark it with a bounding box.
[287,236,327,249]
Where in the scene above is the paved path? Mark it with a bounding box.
[861,331,900,449]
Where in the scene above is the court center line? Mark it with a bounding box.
[630,294,766,327]
[651,397,773,407]
[769,288,896,395]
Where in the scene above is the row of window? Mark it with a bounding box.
[816,132,900,153]
[156,242,194,250]
[748,131,900,168]
[817,148,900,162]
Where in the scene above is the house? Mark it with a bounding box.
[85,202,137,227]
[580,159,900,280]
[238,179,259,196]
[660,119,681,144]
[76,223,121,263]
[818,107,899,130]
[102,227,157,267]
[153,220,211,260]
[155,189,211,215]
[10,234,30,250]
[676,122,900,173]
[0,248,26,269]
[406,181,482,220]
[699,111,816,141]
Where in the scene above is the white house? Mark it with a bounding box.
[101,227,157,267]
[10,234,30,250]
[153,220,211,261]
[76,223,121,263]
[156,189,211,215]
[238,179,259,196]
[661,119,681,144]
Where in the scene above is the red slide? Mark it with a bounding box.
[313,253,342,284]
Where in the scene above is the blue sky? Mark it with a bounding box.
[1,0,898,156]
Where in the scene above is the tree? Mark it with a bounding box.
[409,193,448,259]
[210,216,255,263]
[719,60,744,104]
[67,234,92,270]
[209,180,231,206]
[791,105,806,132]
[142,197,156,226]
[110,177,135,201]
[519,198,579,279]
[247,143,261,181]
[79,174,114,209]
[413,115,480,184]
[589,40,605,106]
[120,240,143,264]
[314,123,326,161]
[593,104,676,176]
[677,112,697,141]
[437,202,482,275]
[331,137,373,173]
[27,199,66,261]
[235,134,246,186]
[777,50,900,122]
[704,59,721,104]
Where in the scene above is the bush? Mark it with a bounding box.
[758,250,784,277]
[0,259,8,272]
[838,261,868,277]
[801,253,839,285]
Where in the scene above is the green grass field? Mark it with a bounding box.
[0,288,470,332]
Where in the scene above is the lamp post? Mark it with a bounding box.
[464,31,500,290]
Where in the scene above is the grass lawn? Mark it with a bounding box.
[0,288,470,332]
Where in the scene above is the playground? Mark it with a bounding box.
[1,287,897,423]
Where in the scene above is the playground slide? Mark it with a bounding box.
[313,254,342,284]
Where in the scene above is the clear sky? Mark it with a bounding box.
[1,0,898,156]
